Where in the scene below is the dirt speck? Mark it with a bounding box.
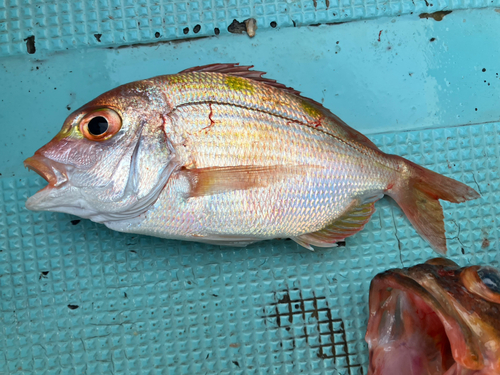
[183,27,189,34]
[24,35,36,54]
[229,343,240,348]
[193,24,201,34]
[68,304,79,310]
[228,19,247,34]
[419,10,452,21]
[482,238,490,248]
[94,34,102,42]
[155,32,160,38]
[214,27,220,35]
[70,220,80,225]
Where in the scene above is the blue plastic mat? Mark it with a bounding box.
[1,122,498,374]
[1,1,500,374]
[2,0,500,56]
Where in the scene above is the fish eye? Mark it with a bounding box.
[88,116,109,136]
[80,108,122,141]
[477,267,500,294]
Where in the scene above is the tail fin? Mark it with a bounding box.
[389,159,480,254]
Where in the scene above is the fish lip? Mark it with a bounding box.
[24,155,57,187]
[24,154,69,192]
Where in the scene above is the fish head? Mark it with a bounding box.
[24,80,176,223]
[365,258,500,375]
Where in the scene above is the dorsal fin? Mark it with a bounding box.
[178,63,380,152]
[291,201,377,249]
[179,63,302,95]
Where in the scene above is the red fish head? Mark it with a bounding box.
[24,80,174,223]
[365,258,500,375]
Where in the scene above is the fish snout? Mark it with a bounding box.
[24,154,69,188]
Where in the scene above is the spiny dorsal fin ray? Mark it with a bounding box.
[178,63,380,152]
[179,63,302,95]
[291,201,376,249]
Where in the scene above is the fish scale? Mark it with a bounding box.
[132,93,392,239]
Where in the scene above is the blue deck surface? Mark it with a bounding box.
[1,3,499,374]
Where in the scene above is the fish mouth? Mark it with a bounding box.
[24,155,57,187]
[366,271,460,375]
[24,154,68,191]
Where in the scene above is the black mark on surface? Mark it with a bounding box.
[228,19,247,34]
[70,220,81,225]
[129,250,137,254]
[154,32,160,38]
[39,271,49,280]
[337,241,346,247]
[232,361,240,367]
[390,206,404,267]
[447,220,466,249]
[419,10,452,21]
[461,247,465,254]
[24,36,36,54]
[472,174,482,195]
[430,37,436,42]
[108,36,209,50]
[68,304,79,310]
[183,27,189,34]
[265,289,362,374]
[482,68,486,72]
[193,24,201,33]
[227,18,257,36]
[124,292,128,298]
[270,21,277,28]
[94,34,102,42]
[67,105,71,111]
[214,27,220,35]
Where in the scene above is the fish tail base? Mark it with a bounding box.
[389,158,480,254]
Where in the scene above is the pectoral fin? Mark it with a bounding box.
[292,201,376,249]
[181,165,299,198]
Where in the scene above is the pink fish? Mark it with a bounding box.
[24,64,479,252]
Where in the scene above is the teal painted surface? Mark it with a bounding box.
[1,0,499,56]
[1,5,500,375]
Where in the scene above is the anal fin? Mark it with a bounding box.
[292,201,376,249]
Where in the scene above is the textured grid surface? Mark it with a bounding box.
[1,121,498,374]
[2,0,500,57]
